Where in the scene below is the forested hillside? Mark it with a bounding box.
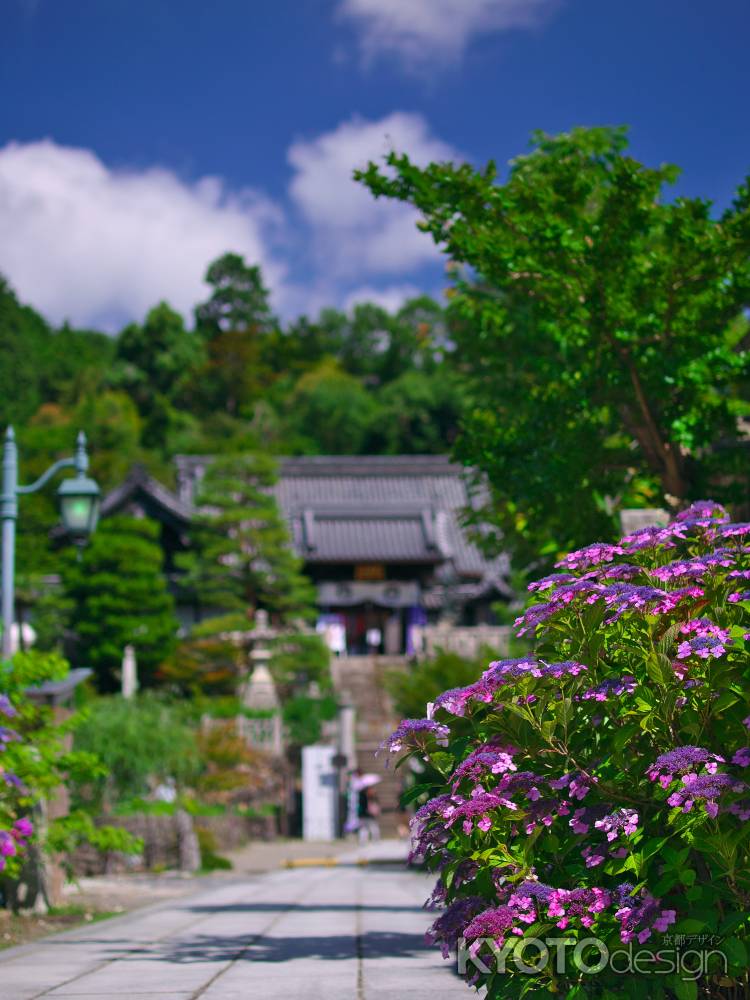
[1,253,467,576]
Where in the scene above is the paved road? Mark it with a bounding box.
[0,848,469,999]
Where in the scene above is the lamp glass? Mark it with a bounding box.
[58,475,100,538]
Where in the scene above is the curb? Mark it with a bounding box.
[282,857,403,869]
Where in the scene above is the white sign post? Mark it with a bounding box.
[302,745,338,841]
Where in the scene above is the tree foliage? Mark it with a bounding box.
[181,454,317,624]
[63,516,178,692]
[356,126,750,564]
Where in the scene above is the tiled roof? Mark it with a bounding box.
[101,465,194,524]
[171,454,508,585]
[293,507,443,564]
[271,456,501,579]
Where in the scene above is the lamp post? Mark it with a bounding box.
[1,427,100,659]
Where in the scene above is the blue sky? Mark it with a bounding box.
[1,0,748,329]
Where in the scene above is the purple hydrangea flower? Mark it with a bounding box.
[379,718,450,754]
[728,800,750,821]
[0,695,16,718]
[515,581,602,634]
[674,501,728,525]
[540,660,588,678]
[511,880,555,904]
[432,686,475,717]
[462,904,530,945]
[593,808,639,841]
[720,522,750,539]
[555,542,625,572]
[12,817,32,841]
[597,563,643,581]
[651,549,735,582]
[0,727,19,749]
[666,773,745,816]
[0,832,17,857]
[528,573,577,593]
[620,524,677,552]
[676,619,732,660]
[425,896,488,958]
[450,743,518,791]
[446,791,518,834]
[616,892,677,944]
[580,676,636,701]
[433,658,583,715]
[547,886,611,930]
[647,746,725,787]
[409,795,454,861]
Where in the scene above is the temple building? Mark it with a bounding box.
[102,455,511,656]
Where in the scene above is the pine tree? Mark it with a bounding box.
[182,454,316,627]
[64,516,178,692]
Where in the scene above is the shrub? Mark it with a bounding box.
[72,694,201,807]
[0,689,35,883]
[282,692,338,748]
[386,647,502,722]
[195,826,232,872]
[194,720,272,801]
[383,502,750,997]
[1,651,141,904]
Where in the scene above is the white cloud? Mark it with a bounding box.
[0,115,460,328]
[338,0,557,67]
[288,112,458,277]
[342,283,423,313]
[0,139,285,329]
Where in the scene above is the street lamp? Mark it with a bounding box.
[1,427,100,659]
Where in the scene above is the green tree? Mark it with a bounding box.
[284,359,380,454]
[356,126,750,563]
[177,456,330,717]
[114,302,204,449]
[73,390,145,489]
[40,323,115,406]
[191,253,277,417]
[263,313,344,377]
[195,253,276,335]
[310,297,449,386]
[370,368,466,454]
[182,454,316,624]
[192,255,277,418]
[64,516,178,692]
[0,276,54,427]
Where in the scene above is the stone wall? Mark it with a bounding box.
[69,808,277,876]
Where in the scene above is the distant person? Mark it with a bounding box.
[344,769,361,837]
[358,785,381,845]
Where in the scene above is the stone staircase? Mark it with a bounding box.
[331,656,411,836]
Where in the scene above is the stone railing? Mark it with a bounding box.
[237,713,284,756]
[411,623,511,661]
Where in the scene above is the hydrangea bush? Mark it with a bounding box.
[0,691,33,881]
[1,651,141,908]
[383,502,750,998]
